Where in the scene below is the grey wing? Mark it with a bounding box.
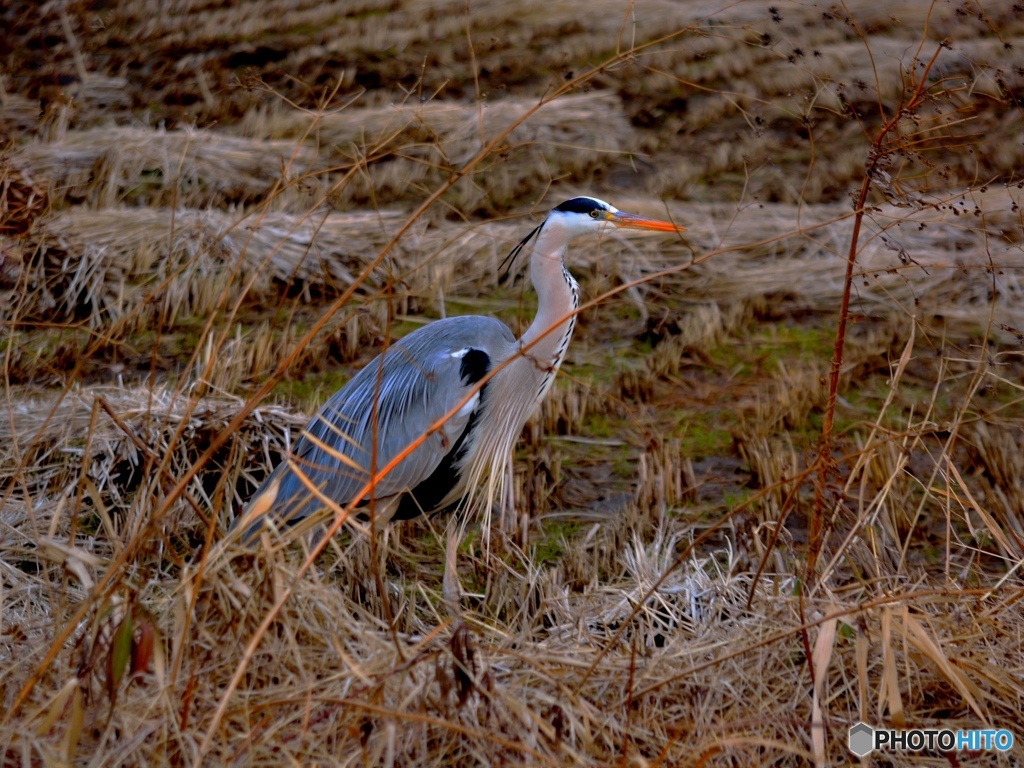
[237,316,514,539]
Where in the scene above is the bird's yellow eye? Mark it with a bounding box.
[590,210,600,219]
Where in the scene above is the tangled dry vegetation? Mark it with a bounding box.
[3,1,1024,765]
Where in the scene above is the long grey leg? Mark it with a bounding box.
[442,515,463,617]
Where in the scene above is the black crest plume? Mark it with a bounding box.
[498,222,543,285]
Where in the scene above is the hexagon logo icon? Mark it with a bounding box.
[849,722,874,757]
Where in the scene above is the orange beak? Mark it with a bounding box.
[607,210,685,233]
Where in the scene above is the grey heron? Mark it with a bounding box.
[235,196,683,549]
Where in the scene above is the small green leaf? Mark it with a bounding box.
[107,613,133,698]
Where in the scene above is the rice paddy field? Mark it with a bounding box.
[3,0,1024,764]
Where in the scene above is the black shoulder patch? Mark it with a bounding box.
[554,196,606,215]
[459,348,491,385]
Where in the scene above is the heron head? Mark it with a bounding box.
[550,196,685,237]
[499,196,684,283]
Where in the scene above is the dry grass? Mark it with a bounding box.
[15,126,319,209]
[3,1,1024,766]
[20,186,1024,341]
[16,92,637,215]
[236,91,638,211]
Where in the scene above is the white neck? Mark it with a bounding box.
[520,218,579,382]
[455,212,586,513]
